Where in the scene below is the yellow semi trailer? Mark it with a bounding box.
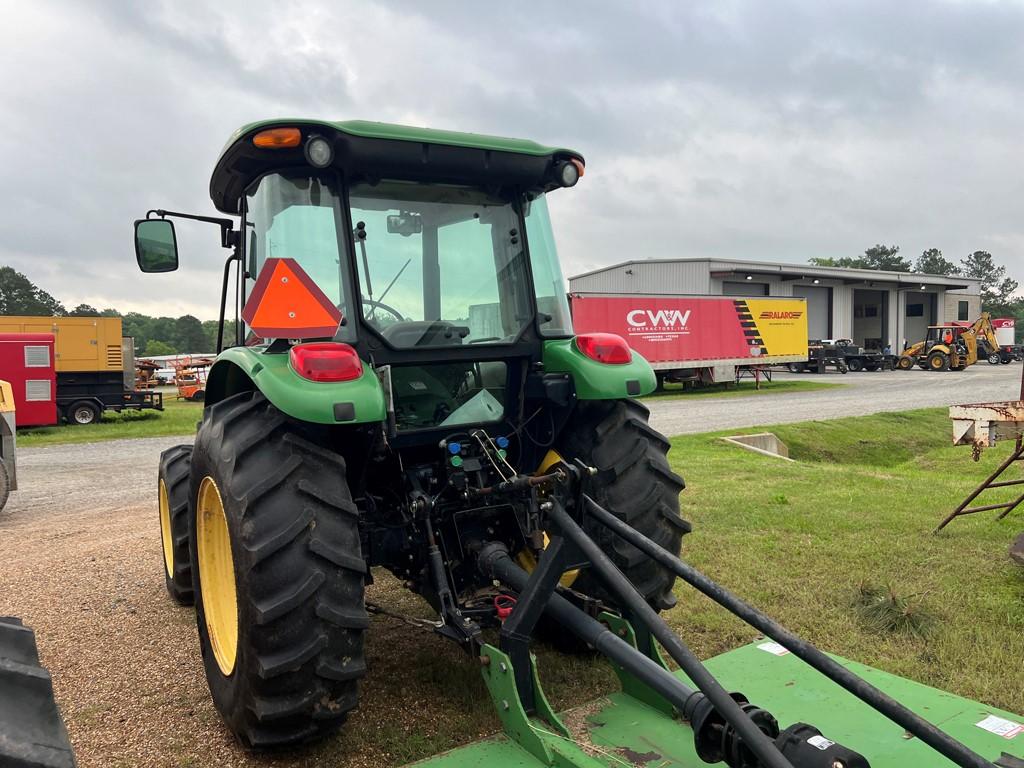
[0,316,162,424]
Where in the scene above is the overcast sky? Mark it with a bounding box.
[2,0,1022,320]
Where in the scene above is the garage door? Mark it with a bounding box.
[723,281,768,296]
[793,285,830,340]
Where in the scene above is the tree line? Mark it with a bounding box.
[3,247,1022,351]
[0,266,235,355]
[810,245,1020,315]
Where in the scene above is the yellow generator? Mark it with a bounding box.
[0,316,125,372]
[0,317,162,424]
[0,380,15,510]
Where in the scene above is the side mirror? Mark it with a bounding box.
[134,219,179,272]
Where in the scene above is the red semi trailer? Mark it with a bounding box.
[0,334,58,427]
[570,293,809,386]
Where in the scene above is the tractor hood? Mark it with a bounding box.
[209,119,585,214]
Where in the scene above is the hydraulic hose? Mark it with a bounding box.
[546,502,795,768]
[583,495,995,768]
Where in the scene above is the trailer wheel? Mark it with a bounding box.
[556,399,688,611]
[189,391,367,749]
[191,390,206,402]
[845,358,863,372]
[159,445,194,605]
[65,400,100,425]
[786,363,804,373]
[927,351,951,372]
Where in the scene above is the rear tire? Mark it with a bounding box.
[65,400,99,425]
[189,392,367,749]
[927,351,951,372]
[159,445,194,605]
[556,399,688,611]
[846,358,863,372]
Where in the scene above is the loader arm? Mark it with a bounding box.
[902,340,925,357]
[972,313,1001,355]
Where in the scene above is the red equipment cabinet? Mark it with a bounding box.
[0,333,58,427]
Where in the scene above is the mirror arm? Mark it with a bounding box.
[216,248,242,354]
[147,209,238,249]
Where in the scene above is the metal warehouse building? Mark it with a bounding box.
[568,258,982,351]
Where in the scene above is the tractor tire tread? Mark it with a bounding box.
[557,399,688,610]
[159,444,195,605]
[0,618,76,768]
[190,391,367,749]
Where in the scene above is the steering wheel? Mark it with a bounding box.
[362,298,405,326]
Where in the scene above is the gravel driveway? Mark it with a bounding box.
[1,362,1021,766]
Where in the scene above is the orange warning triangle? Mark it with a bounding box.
[242,258,343,339]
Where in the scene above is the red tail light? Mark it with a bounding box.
[289,342,363,382]
[575,333,632,365]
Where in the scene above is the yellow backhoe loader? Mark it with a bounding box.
[896,312,999,371]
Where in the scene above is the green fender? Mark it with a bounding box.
[543,338,656,399]
[205,346,386,425]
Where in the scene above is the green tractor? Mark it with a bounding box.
[135,121,1016,768]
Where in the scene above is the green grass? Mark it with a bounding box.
[16,397,201,447]
[642,378,843,400]
[666,408,1024,715]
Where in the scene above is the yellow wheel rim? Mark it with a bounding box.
[158,479,174,578]
[516,450,580,588]
[196,476,238,677]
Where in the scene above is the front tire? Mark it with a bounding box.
[896,356,913,370]
[189,392,368,749]
[556,399,688,611]
[159,445,194,605]
[0,457,9,512]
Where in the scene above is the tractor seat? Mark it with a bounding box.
[380,320,469,347]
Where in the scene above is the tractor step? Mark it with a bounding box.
[408,643,1023,768]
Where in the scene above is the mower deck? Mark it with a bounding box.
[411,642,1023,767]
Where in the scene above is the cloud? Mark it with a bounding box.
[0,0,1021,321]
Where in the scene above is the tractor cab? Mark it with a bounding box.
[925,324,966,350]
[134,121,648,442]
